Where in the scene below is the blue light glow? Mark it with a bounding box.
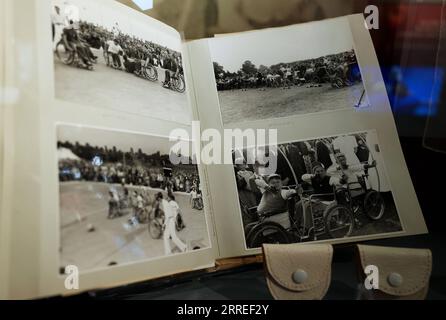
[382,66,444,117]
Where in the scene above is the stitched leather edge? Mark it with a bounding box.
[264,244,333,294]
[358,245,432,297]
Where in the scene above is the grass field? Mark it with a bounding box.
[218,83,366,124]
[59,181,209,272]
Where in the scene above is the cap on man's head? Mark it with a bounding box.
[267,174,281,182]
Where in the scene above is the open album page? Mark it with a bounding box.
[186,14,427,258]
[3,0,216,299]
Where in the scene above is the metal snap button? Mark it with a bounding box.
[388,272,403,287]
[292,269,308,284]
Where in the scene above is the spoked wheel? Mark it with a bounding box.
[194,199,204,210]
[248,223,291,249]
[332,78,344,88]
[143,65,158,81]
[136,208,149,224]
[173,75,186,93]
[364,191,385,221]
[325,204,354,239]
[148,218,163,239]
[55,40,75,65]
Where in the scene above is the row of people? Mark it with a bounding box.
[59,158,200,193]
[216,51,359,90]
[236,153,376,225]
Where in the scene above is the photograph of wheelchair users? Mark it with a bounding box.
[50,0,190,125]
[57,125,209,272]
[235,131,402,249]
[52,7,185,91]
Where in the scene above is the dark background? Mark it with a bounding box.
[370,0,445,233]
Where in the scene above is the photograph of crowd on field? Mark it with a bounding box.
[209,21,368,125]
[51,0,190,124]
[57,125,209,272]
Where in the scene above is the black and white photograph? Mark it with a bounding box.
[51,0,190,124]
[233,130,402,249]
[57,125,209,272]
[209,20,367,125]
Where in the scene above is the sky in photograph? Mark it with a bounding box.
[57,125,173,155]
[208,17,354,73]
[51,0,181,51]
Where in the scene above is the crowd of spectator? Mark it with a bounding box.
[214,50,360,90]
[77,21,183,75]
[58,141,200,193]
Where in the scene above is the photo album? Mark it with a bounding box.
[1,0,427,299]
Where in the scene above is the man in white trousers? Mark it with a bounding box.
[162,193,187,255]
[51,6,65,51]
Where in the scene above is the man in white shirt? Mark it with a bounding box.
[162,193,187,255]
[327,153,376,195]
[332,135,361,166]
[108,40,123,69]
[190,187,199,208]
[51,6,65,50]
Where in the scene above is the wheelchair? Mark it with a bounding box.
[243,177,385,248]
[296,175,385,241]
[243,186,301,248]
[55,39,94,70]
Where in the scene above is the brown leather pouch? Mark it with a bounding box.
[262,244,333,300]
[357,245,432,300]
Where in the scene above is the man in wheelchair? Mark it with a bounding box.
[297,154,377,232]
[301,162,341,199]
[327,153,377,198]
[61,21,96,68]
[257,174,299,217]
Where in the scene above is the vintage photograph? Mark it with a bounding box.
[51,0,190,124]
[209,20,368,125]
[233,130,402,249]
[57,125,209,272]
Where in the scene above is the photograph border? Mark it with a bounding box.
[207,18,370,128]
[230,128,406,252]
[55,121,214,276]
[48,0,193,126]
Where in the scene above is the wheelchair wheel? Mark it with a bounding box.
[173,75,186,93]
[195,199,204,210]
[143,65,158,81]
[176,213,186,232]
[364,191,385,221]
[325,204,354,239]
[331,78,344,89]
[148,218,163,239]
[136,209,148,224]
[247,222,291,249]
[55,40,75,65]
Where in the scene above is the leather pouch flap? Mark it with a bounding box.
[263,244,333,300]
[358,245,432,297]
